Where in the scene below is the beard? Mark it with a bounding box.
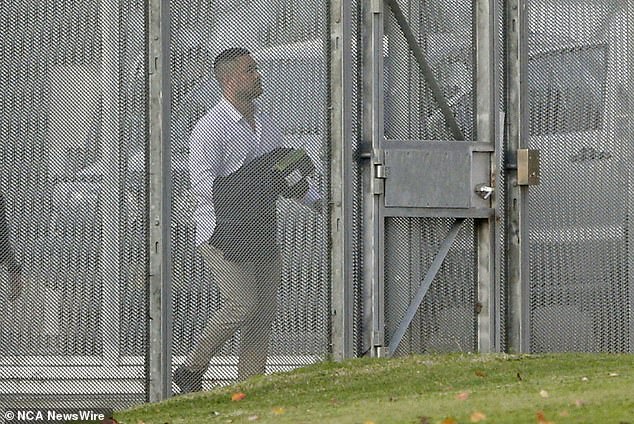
[239,85,262,102]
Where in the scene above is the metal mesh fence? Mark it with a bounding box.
[168,0,331,393]
[496,0,508,353]
[526,0,632,352]
[384,0,474,142]
[3,0,632,413]
[384,218,477,355]
[0,0,147,410]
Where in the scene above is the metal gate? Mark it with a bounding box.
[355,0,501,357]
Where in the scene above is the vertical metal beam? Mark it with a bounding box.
[100,0,122,364]
[384,0,415,355]
[361,0,386,357]
[506,0,530,353]
[625,0,634,353]
[147,0,172,402]
[475,0,499,353]
[329,0,355,360]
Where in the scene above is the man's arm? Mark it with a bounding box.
[188,118,224,233]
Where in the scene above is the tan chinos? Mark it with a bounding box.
[184,242,281,380]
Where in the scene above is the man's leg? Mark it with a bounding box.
[237,254,281,380]
[175,243,257,393]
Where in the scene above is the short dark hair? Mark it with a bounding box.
[213,47,251,80]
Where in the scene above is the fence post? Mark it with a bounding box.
[505,0,531,353]
[147,0,173,401]
[330,0,355,360]
[360,0,386,357]
[475,0,500,353]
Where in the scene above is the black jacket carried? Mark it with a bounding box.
[209,147,315,262]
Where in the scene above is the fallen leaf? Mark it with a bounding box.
[272,407,285,415]
[475,370,487,378]
[539,389,549,398]
[363,421,376,424]
[247,416,259,421]
[574,399,586,407]
[456,391,470,400]
[536,410,554,424]
[441,418,458,424]
[418,416,431,424]
[470,411,487,422]
[231,392,246,401]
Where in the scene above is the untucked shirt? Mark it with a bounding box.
[188,97,317,246]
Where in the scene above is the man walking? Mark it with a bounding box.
[175,47,316,394]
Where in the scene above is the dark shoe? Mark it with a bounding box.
[173,366,204,394]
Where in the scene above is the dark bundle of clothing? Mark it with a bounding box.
[210,147,315,262]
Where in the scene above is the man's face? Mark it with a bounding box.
[227,54,262,101]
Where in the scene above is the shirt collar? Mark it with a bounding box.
[219,96,260,123]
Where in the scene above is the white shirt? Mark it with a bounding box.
[188,97,317,246]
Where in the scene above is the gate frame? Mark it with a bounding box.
[505,0,531,353]
[359,0,502,357]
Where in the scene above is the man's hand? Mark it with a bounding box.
[308,198,328,214]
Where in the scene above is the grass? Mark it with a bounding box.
[115,353,634,424]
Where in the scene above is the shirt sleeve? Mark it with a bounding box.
[188,116,224,234]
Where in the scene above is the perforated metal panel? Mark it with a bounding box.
[384,218,477,355]
[384,0,475,142]
[0,0,148,410]
[526,0,632,352]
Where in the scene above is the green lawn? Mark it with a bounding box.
[115,353,634,424]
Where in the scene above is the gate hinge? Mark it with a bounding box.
[375,164,386,179]
[371,0,383,14]
[373,149,386,194]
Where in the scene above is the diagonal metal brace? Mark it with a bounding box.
[384,0,465,141]
[388,218,466,355]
